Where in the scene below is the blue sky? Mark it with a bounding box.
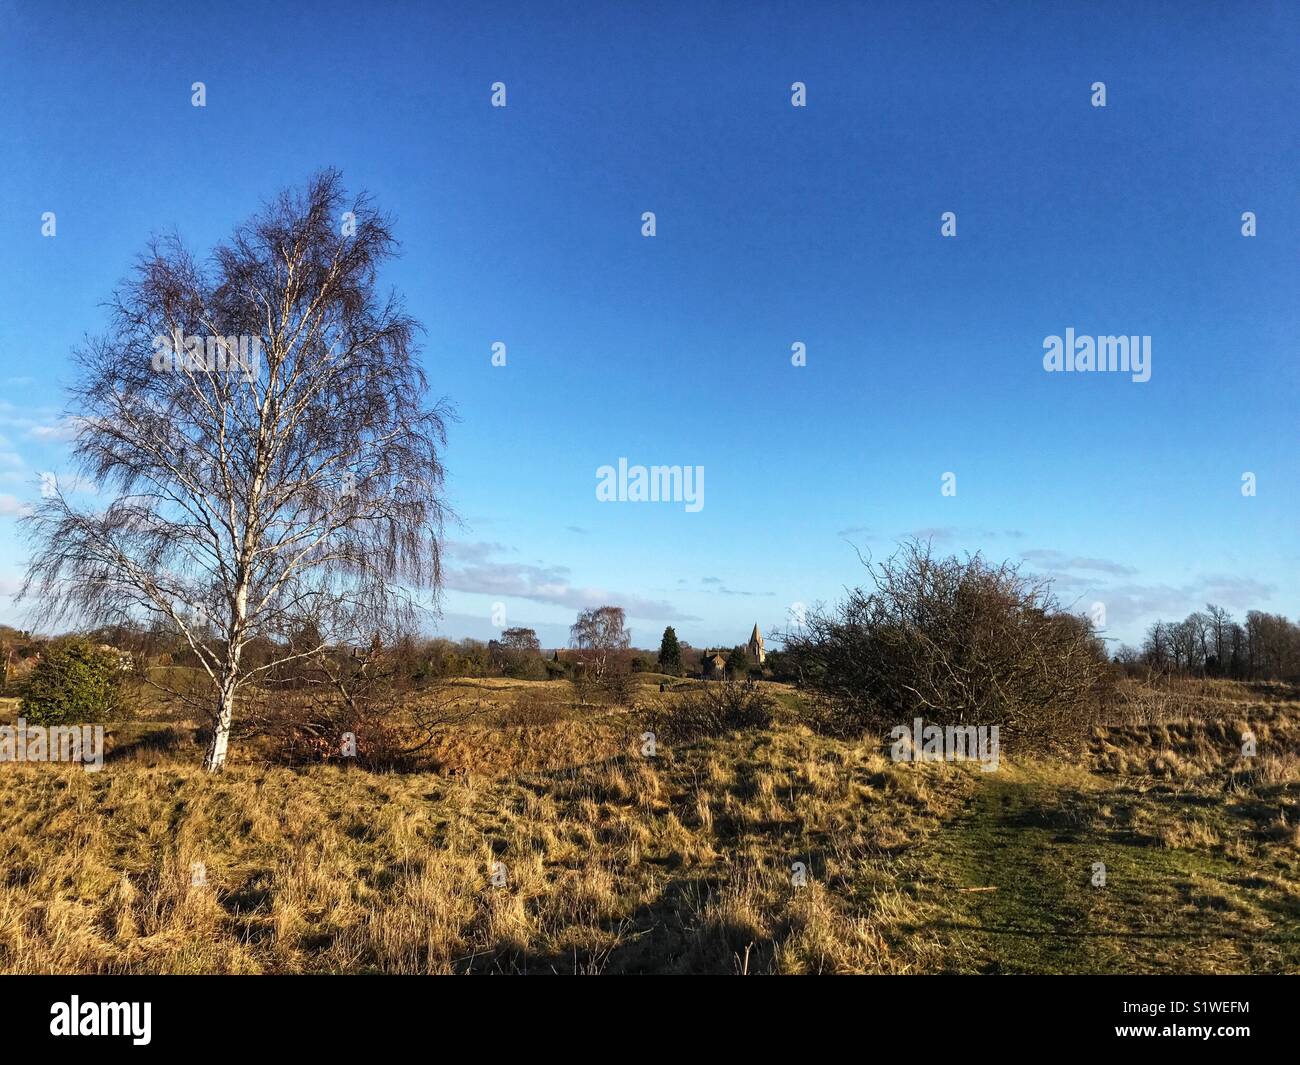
[0,0,1296,650]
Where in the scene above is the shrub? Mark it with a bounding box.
[781,540,1111,750]
[249,679,492,769]
[20,638,130,725]
[248,691,411,767]
[650,681,775,742]
[502,653,547,681]
[599,666,637,706]
[500,689,569,726]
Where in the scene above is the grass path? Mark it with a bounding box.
[908,761,1300,974]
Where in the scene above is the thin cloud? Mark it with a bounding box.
[28,419,79,441]
[909,526,958,543]
[699,575,772,597]
[1021,549,1137,577]
[443,539,515,563]
[444,543,699,621]
[0,403,74,440]
[0,494,32,517]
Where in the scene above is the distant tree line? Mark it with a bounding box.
[1116,606,1300,681]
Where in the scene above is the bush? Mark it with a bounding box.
[21,638,130,725]
[781,541,1111,750]
[247,691,412,767]
[248,678,494,769]
[649,681,775,742]
[630,653,658,673]
[599,666,637,706]
[502,653,547,681]
[500,688,569,726]
[761,648,801,684]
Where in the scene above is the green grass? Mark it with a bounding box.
[907,760,1300,973]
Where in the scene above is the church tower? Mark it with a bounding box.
[746,623,766,666]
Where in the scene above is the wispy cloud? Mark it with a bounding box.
[0,402,71,440]
[1020,549,1137,577]
[444,540,514,564]
[443,540,699,621]
[1019,566,1278,636]
[28,419,78,441]
[698,575,772,597]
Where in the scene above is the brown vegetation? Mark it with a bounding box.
[781,540,1111,750]
[2,673,1297,974]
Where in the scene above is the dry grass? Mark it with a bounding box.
[1091,679,1300,783]
[2,675,1298,974]
[0,687,973,973]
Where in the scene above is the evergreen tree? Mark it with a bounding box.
[726,645,750,677]
[21,638,128,725]
[657,626,682,675]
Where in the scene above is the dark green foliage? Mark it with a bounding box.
[725,646,749,676]
[657,626,682,675]
[21,638,129,725]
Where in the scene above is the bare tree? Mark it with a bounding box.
[1205,603,1232,675]
[568,606,630,682]
[1142,620,1172,673]
[20,170,450,770]
[1171,614,1209,675]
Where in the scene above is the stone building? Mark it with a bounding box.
[702,652,728,678]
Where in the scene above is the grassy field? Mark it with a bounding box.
[1,676,1297,973]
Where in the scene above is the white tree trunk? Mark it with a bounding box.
[204,687,235,772]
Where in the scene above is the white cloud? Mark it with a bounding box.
[1020,549,1138,577]
[0,494,33,517]
[443,541,699,621]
